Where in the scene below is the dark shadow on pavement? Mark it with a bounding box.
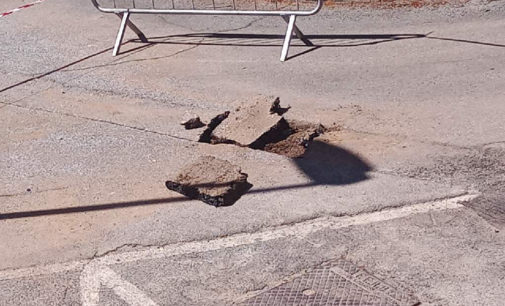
[127,32,426,60]
[294,140,372,185]
[0,197,188,220]
[0,141,372,220]
[137,33,426,48]
[426,36,505,48]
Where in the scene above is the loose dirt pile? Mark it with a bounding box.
[263,121,326,158]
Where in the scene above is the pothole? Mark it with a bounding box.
[261,120,326,158]
[196,96,333,158]
[167,96,342,206]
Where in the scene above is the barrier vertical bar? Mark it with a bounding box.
[282,15,313,46]
[280,15,295,61]
[113,12,130,56]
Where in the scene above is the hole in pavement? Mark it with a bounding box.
[208,118,328,158]
[189,97,372,193]
[196,97,332,158]
[259,120,327,158]
[199,113,330,159]
[193,97,372,184]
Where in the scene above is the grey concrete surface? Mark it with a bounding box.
[0,208,503,305]
[1,0,504,305]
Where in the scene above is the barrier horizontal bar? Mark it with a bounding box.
[91,0,323,16]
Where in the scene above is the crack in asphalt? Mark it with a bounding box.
[61,286,70,303]
[0,101,196,143]
[480,140,505,147]
[218,17,267,33]
[93,243,152,259]
[0,187,68,198]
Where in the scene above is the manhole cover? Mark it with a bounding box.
[242,258,419,306]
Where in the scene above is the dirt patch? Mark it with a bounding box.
[211,118,327,158]
[262,122,326,158]
[165,156,252,207]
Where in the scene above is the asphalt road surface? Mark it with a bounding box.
[1,0,504,305]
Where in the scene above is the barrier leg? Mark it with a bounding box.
[281,15,313,47]
[113,12,130,56]
[115,13,148,43]
[280,15,296,62]
[113,12,148,56]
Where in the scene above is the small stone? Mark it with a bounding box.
[165,156,252,207]
[180,117,205,130]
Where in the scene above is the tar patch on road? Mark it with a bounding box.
[464,194,505,230]
[242,258,419,306]
[403,146,505,229]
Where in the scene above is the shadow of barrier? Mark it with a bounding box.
[130,32,426,60]
[0,142,372,220]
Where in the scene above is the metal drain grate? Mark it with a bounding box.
[242,258,419,306]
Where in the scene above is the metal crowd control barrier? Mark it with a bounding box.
[91,0,323,61]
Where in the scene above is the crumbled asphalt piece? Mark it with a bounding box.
[198,111,230,143]
[165,156,252,207]
[211,96,287,147]
[181,117,206,130]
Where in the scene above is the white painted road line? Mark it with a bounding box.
[80,264,158,306]
[0,193,478,281]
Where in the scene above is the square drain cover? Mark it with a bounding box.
[242,258,419,306]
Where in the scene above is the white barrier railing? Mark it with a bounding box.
[91,0,323,61]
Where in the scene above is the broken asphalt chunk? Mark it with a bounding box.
[165,156,252,207]
[211,96,290,147]
[198,111,230,143]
